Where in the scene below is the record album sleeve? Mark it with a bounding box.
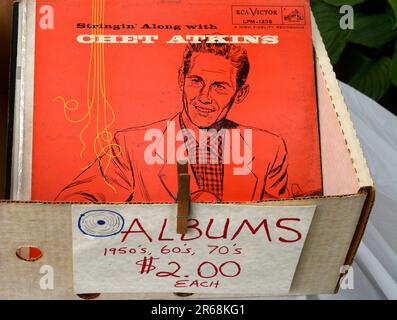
[10,0,323,203]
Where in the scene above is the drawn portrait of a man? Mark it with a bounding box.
[56,41,289,202]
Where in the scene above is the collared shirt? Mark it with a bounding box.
[179,113,225,200]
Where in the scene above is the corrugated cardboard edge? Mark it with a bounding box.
[339,186,375,277]
[310,13,376,293]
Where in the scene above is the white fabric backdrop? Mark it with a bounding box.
[317,82,397,300]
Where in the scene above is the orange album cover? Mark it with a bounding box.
[30,0,322,202]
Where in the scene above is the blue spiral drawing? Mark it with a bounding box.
[78,209,124,237]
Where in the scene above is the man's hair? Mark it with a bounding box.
[182,41,250,89]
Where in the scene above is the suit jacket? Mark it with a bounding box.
[56,113,289,202]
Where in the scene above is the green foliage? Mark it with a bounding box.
[323,0,364,6]
[389,0,397,28]
[349,56,392,101]
[392,41,397,86]
[311,1,352,64]
[311,0,397,112]
[350,14,397,48]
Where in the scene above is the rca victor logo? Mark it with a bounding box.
[232,6,283,25]
[234,7,279,17]
[232,6,305,26]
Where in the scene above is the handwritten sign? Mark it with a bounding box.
[72,204,315,295]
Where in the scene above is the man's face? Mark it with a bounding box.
[181,52,239,128]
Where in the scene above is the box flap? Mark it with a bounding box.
[311,13,374,192]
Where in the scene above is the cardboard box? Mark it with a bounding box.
[0,6,375,298]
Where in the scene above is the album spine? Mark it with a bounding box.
[5,1,20,199]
